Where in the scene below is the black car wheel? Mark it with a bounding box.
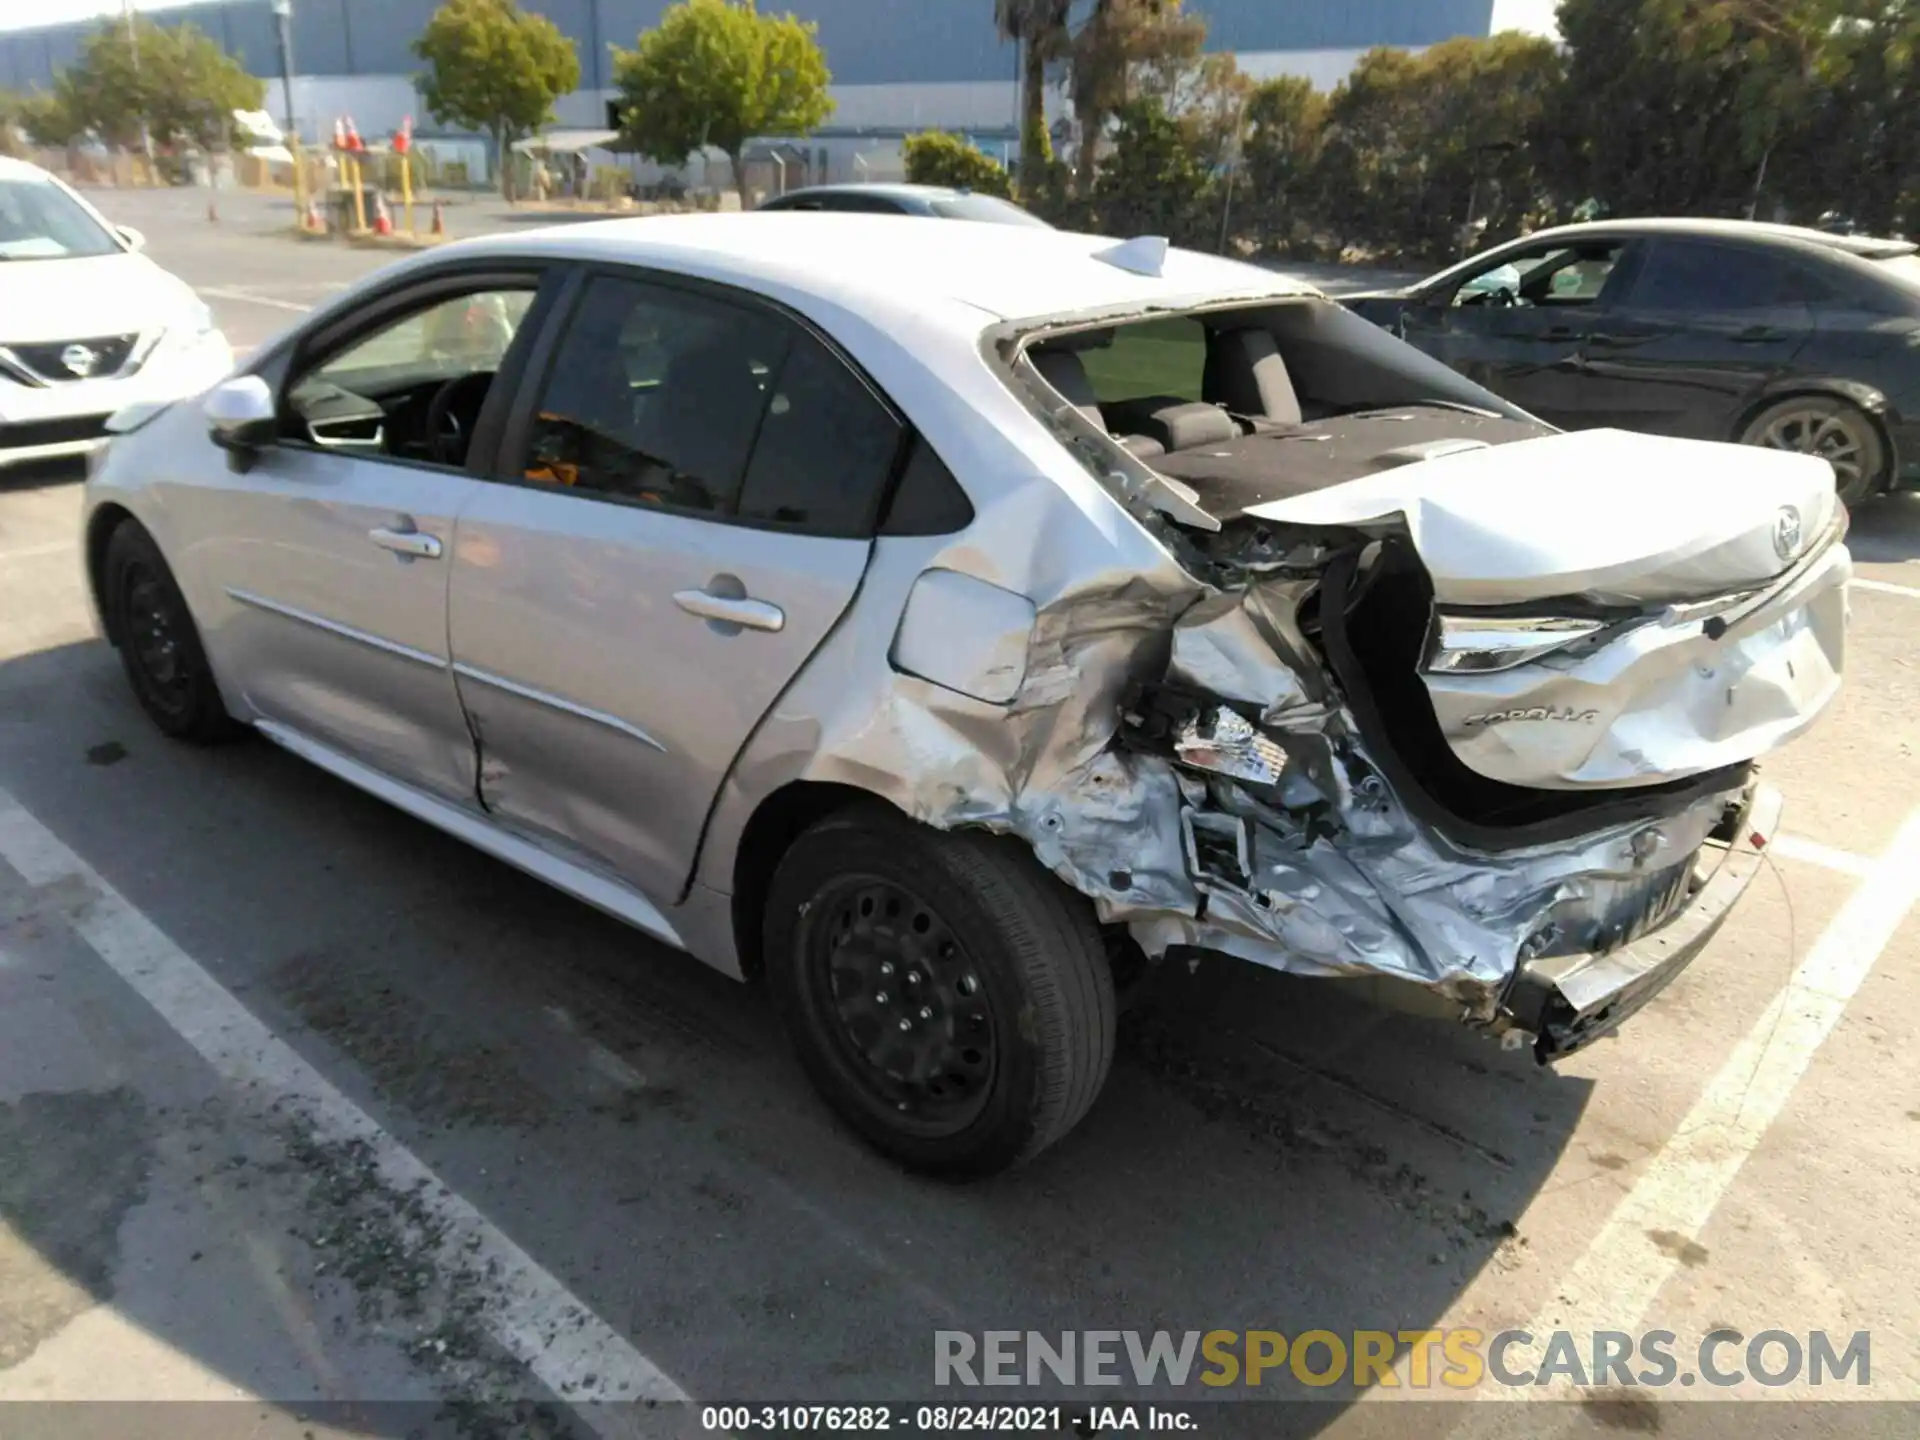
[104,521,245,743]
[1740,396,1885,505]
[763,806,1115,1178]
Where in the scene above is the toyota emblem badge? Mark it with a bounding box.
[1772,505,1803,563]
[60,343,99,378]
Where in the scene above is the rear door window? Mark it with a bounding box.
[1624,241,1808,311]
[517,273,906,535]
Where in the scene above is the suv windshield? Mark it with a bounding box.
[926,193,1050,227]
[0,176,120,260]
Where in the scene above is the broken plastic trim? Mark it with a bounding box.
[1424,613,1609,675]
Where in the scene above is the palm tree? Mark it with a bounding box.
[995,0,1070,193]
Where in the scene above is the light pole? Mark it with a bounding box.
[271,0,297,140]
[122,0,155,172]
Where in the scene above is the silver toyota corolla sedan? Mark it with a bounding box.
[82,215,1849,1176]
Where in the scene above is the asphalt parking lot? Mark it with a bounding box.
[1,188,1917,1438]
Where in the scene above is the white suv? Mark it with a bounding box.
[0,157,232,469]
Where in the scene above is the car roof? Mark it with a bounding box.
[441,212,1319,328]
[0,157,56,182]
[1503,216,1914,260]
[769,183,985,204]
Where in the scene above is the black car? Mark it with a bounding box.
[756,182,1050,227]
[1342,219,1920,502]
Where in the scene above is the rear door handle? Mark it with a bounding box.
[674,583,785,633]
[369,525,442,559]
[1733,326,1787,343]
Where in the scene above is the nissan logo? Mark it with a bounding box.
[1772,505,1803,563]
[59,343,99,378]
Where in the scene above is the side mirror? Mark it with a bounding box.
[204,376,277,468]
[116,225,146,251]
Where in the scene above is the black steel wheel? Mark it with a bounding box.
[764,806,1115,1178]
[1739,396,1886,505]
[808,876,998,1134]
[104,521,244,743]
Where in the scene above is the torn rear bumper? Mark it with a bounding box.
[1502,783,1782,1061]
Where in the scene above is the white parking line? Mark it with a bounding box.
[198,286,314,314]
[1505,805,1920,1391]
[1851,576,1920,599]
[0,786,689,1427]
[1769,833,1875,878]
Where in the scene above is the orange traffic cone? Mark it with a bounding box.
[430,198,446,236]
[372,193,393,236]
[303,194,325,233]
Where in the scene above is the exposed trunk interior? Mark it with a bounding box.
[1153,406,1553,519]
[1312,541,1752,852]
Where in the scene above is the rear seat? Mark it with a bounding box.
[1030,347,1241,458]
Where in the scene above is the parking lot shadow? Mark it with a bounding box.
[1847,491,1920,564]
[0,636,1593,1435]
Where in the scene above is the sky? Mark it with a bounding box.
[2,0,218,31]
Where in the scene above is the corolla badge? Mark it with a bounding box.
[1773,505,1803,563]
[1463,706,1601,728]
[59,344,99,378]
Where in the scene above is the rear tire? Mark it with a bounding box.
[763,806,1116,1178]
[103,521,245,744]
[1738,395,1885,505]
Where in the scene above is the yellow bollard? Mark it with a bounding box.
[350,153,367,234]
[402,154,415,236]
[290,133,307,229]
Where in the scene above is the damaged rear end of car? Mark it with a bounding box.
[979,291,1849,1061]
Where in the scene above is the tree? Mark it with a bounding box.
[1552,0,1824,220]
[994,0,1071,195]
[1307,34,1563,262]
[611,0,833,208]
[34,18,261,160]
[413,0,580,200]
[1068,0,1207,193]
[145,24,265,152]
[1239,75,1328,253]
[1774,1,1920,232]
[903,131,1013,196]
[1092,97,1213,246]
[60,18,164,151]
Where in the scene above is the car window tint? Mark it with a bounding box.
[880,435,975,535]
[1628,242,1803,310]
[1079,317,1207,403]
[794,192,901,214]
[736,329,904,532]
[283,287,536,462]
[522,276,788,515]
[927,195,1049,227]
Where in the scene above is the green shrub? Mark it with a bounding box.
[902,130,1011,198]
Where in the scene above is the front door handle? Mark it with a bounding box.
[674,580,785,633]
[369,525,442,559]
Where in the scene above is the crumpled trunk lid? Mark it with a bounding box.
[1253,427,1851,792]
[1242,427,1841,606]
